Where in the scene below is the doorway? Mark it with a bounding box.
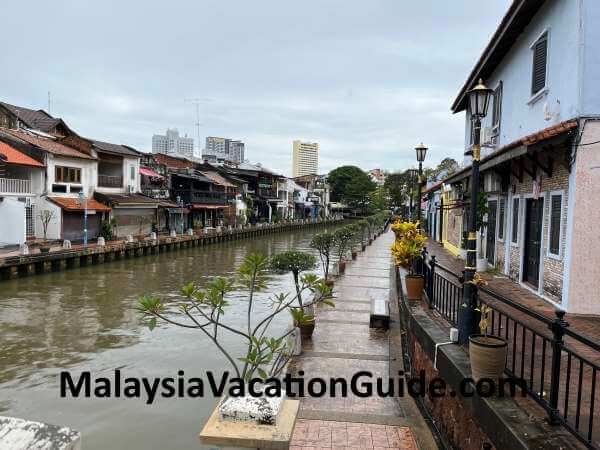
[523,197,544,288]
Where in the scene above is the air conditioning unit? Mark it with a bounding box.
[483,173,502,193]
[481,127,496,147]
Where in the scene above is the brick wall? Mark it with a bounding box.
[504,150,569,304]
[407,333,494,450]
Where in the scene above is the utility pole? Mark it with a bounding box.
[47,91,51,114]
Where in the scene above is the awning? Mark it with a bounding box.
[0,141,45,167]
[48,196,111,212]
[200,171,236,188]
[139,167,164,179]
[94,192,160,208]
[190,204,227,210]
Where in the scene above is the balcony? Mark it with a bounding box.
[0,177,32,194]
[98,174,123,188]
[142,188,170,199]
[172,190,231,205]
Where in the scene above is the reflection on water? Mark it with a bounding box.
[0,226,339,449]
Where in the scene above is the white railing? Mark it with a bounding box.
[0,177,31,194]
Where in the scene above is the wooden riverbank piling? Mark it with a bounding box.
[0,219,343,280]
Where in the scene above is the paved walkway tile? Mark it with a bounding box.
[290,420,418,450]
[290,231,431,449]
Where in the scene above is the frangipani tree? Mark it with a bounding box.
[138,253,332,381]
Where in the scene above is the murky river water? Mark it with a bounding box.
[0,226,340,449]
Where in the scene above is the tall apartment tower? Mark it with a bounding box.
[204,137,245,163]
[152,129,194,158]
[292,140,319,177]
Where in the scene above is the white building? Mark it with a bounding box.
[152,129,194,158]
[292,140,318,177]
[204,137,245,164]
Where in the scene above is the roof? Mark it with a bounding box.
[0,101,62,133]
[94,192,160,206]
[0,128,95,160]
[200,171,236,188]
[439,119,578,186]
[189,204,227,209]
[154,152,196,169]
[48,196,111,212]
[91,139,141,157]
[452,0,547,112]
[0,141,45,167]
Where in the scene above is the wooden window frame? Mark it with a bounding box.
[547,190,564,260]
[511,197,520,245]
[530,30,549,98]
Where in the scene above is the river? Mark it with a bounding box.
[0,225,341,449]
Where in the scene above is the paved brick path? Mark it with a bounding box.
[289,232,435,449]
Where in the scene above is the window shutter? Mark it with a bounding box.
[498,198,505,239]
[549,194,561,255]
[531,35,548,95]
[512,198,519,243]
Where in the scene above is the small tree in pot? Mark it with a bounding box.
[333,226,354,275]
[310,231,335,286]
[38,210,55,253]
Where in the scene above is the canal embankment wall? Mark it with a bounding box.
[0,219,343,281]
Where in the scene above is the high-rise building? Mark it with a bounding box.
[152,129,194,158]
[292,140,319,177]
[203,137,245,163]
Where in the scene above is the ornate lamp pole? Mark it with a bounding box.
[415,143,428,226]
[77,191,88,247]
[458,79,493,345]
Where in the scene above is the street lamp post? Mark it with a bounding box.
[78,191,88,247]
[408,169,418,222]
[415,143,428,226]
[458,79,493,345]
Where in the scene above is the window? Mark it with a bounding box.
[531,33,548,95]
[511,198,519,244]
[130,166,135,180]
[55,166,81,183]
[498,198,505,240]
[549,193,562,256]
[492,81,503,135]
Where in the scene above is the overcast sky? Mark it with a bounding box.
[1,0,511,176]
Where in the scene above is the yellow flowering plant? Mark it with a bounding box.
[390,221,426,275]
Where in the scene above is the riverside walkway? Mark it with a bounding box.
[289,230,437,450]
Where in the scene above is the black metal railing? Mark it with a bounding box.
[416,250,600,449]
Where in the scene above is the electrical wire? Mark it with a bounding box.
[577,139,600,147]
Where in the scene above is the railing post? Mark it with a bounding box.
[429,255,436,309]
[548,309,569,425]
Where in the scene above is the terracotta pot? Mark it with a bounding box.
[351,250,357,260]
[405,275,424,301]
[325,279,334,288]
[361,243,366,251]
[295,320,315,338]
[469,335,508,383]
[338,260,346,275]
[368,238,373,245]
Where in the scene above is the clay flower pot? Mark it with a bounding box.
[295,319,316,339]
[469,335,508,383]
[325,279,335,288]
[338,260,346,275]
[351,250,358,260]
[404,275,424,301]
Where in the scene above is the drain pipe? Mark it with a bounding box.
[434,328,459,370]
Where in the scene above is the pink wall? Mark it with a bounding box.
[568,120,600,315]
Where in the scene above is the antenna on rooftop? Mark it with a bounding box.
[184,97,211,157]
[48,91,51,114]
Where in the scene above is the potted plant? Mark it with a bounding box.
[270,251,328,338]
[333,226,354,275]
[38,210,55,253]
[390,221,426,301]
[469,296,508,383]
[100,218,116,241]
[310,231,335,287]
[357,219,369,251]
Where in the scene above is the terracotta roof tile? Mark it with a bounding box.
[0,101,61,133]
[48,196,111,212]
[0,128,95,160]
[154,153,195,169]
[0,141,45,167]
